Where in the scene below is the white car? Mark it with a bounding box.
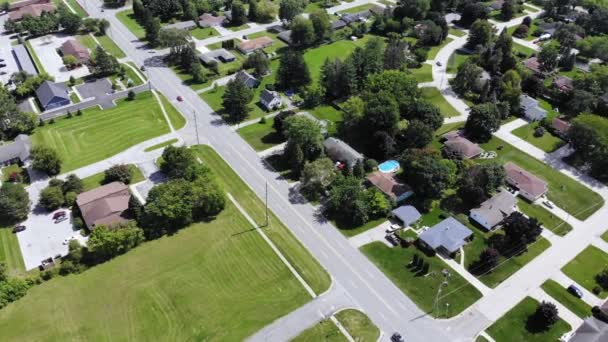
[386,224,401,233]
[543,201,554,209]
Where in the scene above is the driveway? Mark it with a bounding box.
[28,34,91,82]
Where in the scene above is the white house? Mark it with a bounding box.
[260,89,282,111]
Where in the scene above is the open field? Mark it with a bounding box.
[191,27,218,40]
[0,227,25,277]
[562,246,608,299]
[32,91,171,172]
[478,137,604,220]
[158,93,186,130]
[334,217,387,238]
[81,164,145,191]
[0,204,314,340]
[338,3,375,14]
[361,241,482,317]
[447,50,471,73]
[421,87,460,117]
[487,297,571,342]
[192,145,330,294]
[541,280,592,318]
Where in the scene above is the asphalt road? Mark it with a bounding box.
[77,1,467,341]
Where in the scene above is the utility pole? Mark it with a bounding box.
[265,181,269,227]
[193,110,200,145]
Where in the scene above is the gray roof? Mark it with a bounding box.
[199,48,236,64]
[332,20,347,30]
[520,95,547,121]
[323,137,363,167]
[470,191,516,229]
[36,81,69,108]
[0,134,31,164]
[570,317,608,342]
[12,44,38,75]
[268,25,287,33]
[392,206,421,226]
[260,89,280,104]
[341,10,372,24]
[164,20,197,30]
[235,70,258,88]
[277,30,293,45]
[419,217,473,254]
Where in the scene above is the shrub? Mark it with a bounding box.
[127,90,136,101]
[259,116,267,124]
[364,159,378,172]
[76,109,83,116]
[533,126,545,137]
[103,164,133,184]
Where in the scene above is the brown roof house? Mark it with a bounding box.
[523,57,547,76]
[442,131,483,159]
[9,2,55,21]
[237,36,273,55]
[76,182,131,229]
[552,117,571,138]
[366,171,414,203]
[60,39,90,63]
[469,191,517,231]
[199,13,226,27]
[553,75,573,93]
[504,162,548,202]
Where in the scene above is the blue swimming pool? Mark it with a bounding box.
[378,160,400,173]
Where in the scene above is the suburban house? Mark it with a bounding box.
[552,117,571,138]
[260,89,282,111]
[538,22,557,37]
[341,10,373,24]
[523,57,545,76]
[553,75,573,93]
[8,2,55,21]
[8,0,51,10]
[331,20,347,30]
[12,44,38,75]
[164,20,197,31]
[235,70,259,88]
[268,25,287,34]
[520,94,548,121]
[323,137,363,169]
[489,0,505,10]
[277,30,293,45]
[237,37,273,55]
[199,13,226,27]
[392,205,421,227]
[504,162,549,202]
[568,316,608,342]
[442,131,483,159]
[36,80,70,111]
[0,135,31,166]
[76,182,131,229]
[366,171,414,203]
[60,39,90,64]
[470,191,517,231]
[418,217,473,256]
[199,49,236,65]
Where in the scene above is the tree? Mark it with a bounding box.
[472,247,500,274]
[596,268,608,290]
[283,115,324,161]
[92,46,120,76]
[538,41,560,72]
[457,163,505,206]
[513,24,529,38]
[310,10,332,43]
[273,110,296,137]
[290,16,315,47]
[144,15,161,45]
[58,7,82,34]
[222,78,254,123]
[98,18,110,35]
[383,34,408,70]
[406,101,443,131]
[466,20,495,50]
[277,49,311,90]
[500,69,522,109]
[254,0,279,23]
[459,3,488,28]
[104,164,133,184]
[399,149,456,199]
[230,1,248,26]
[62,174,83,194]
[364,91,400,137]
[500,0,516,21]
[244,50,270,76]
[0,183,30,223]
[465,103,501,142]
[286,141,305,176]
[453,59,483,96]
[160,146,197,180]
[398,120,433,149]
[300,158,336,200]
[38,185,65,211]
[530,302,559,331]
[326,177,369,227]
[87,222,145,262]
[416,20,443,46]
[503,212,542,250]
[0,88,36,141]
[31,146,62,176]
[248,0,259,21]
[279,0,306,22]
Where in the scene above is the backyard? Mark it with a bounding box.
[361,241,482,317]
[562,246,608,299]
[31,91,179,172]
[487,297,571,342]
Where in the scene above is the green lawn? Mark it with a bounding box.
[338,3,375,14]
[81,164,145,191]
[293,319,346,342]
[513,42,537,58]
[475,335,490,342]
[478,137,604,220]
[78,34,126,58]
[0,227,25,277]
[602,230,608,243]
[562,246,608,299]
[428,37,454,60]
[191,27,218,40]
[541,280,592,318]
[59,0,88,17]
[447,50,472,73]
[144,138,179,152]
[226,23,250,32]
[308,104,343,135]
[32,91,171,172]
[408,64,433,83]
[421,87,460,117]
[116,9,145,39]
[304,38,370,84]
[24,40,45,74]
[158,92,186,130]
[335,217,388,238]
[361,242,482,317]
[121,63,146,87]
[507,21,538,41]
[0,204,315,340]
[335,309,380,342]
[511,121,565,153]
[449,28,466,37]
[237,118,285,151]
[192,145,330,294]
[517,199,572,236]
[487,297,571,342]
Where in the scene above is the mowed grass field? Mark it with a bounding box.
[0,227,25,277]
[0,205,314,340]
[32,91,175,172]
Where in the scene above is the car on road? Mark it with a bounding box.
[53,211,66,220]
[13,225,26,233]
[436,61,442,66]
[391,333,405,342]
[55,215,68,224]
[543,201,554,209]
[177,95,183,102]
[568,284,583,298]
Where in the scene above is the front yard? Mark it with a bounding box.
[541,280,592,318]
[562,246,608,299]
[511,121,565,153]
[517,199,572,236]
[421,87,460,117]
[237,118,285,151]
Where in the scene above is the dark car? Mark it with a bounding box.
[385,234,399,246]
[391,333,405,342]
[52,211,66,219]
[0,64,6,68]
[568,285,583,298]
[13,225,26,233]
[177,95,183,102]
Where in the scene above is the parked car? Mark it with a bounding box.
[39,257,54,271]
[55,215,68,224]
[391,333,405,342]
[140,65,146,71]
[177,95,183,102]
[543,201,554,209]
[568,285,583,298]
[385,234,399,246]
[13,225,26,233]
[52,211,66,219]
[0,63,6,68]
[386,224,401,233]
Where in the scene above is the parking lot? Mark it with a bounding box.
[0,15,21,84]
[28,34,91,82]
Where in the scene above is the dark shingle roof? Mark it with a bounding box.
[36,81,69,108]
[0,134,31,164]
